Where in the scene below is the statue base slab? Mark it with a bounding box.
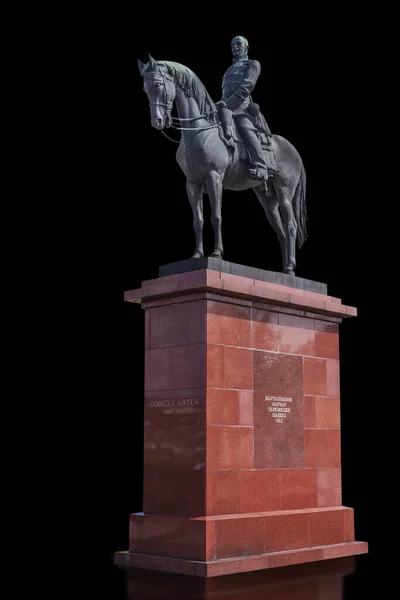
[115,540,367,577]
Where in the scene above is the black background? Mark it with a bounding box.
[79,10,388,598]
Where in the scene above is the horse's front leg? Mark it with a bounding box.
[206,171,224,258]
[186,179,205,258]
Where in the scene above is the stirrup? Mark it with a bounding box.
[249,166,268,181]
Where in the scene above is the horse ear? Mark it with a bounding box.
[148,53,157,71]
[137,58,146,75]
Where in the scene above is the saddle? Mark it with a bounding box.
[215,110,279,178]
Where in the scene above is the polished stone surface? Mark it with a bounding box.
[116,268,367,576]
[124,268,356,319]
[254,352,304,468]
[159,258,328,294]
[115,540,368,577]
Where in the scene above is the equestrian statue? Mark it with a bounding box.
[137,36,307,275]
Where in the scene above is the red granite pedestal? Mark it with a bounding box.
[114,265,368,577]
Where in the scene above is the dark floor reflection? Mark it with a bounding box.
[119,555,369,599]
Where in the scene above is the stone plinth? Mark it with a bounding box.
[115,262,368,577]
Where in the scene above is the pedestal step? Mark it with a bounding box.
[124,505,362,573]
[114,541,368,577]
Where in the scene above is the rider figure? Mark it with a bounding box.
[217,36,271,187]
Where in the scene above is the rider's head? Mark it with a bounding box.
[231,36,249,59]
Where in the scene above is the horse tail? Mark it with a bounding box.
[293,163,308,249]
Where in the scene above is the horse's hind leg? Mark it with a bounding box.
[186,179,205,258]
[206,171,224,258]
[253,185,288,271]
[276,185,298,274]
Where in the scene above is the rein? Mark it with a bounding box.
[161,115,218,143]
[149,71,218,143]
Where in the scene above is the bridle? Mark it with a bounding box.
[146,70,218,144]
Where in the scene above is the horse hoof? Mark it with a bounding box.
[210,252,223,259]
[284,268,295,275]
[191,252,203,259]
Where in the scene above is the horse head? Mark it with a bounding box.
[137,54,176,130]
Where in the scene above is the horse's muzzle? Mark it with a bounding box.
[152,117,164,130]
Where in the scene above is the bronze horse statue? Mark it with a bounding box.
[137,55,307,274]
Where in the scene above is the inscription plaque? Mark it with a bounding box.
[254,352,304,468]
[149,397,201,415]
[265,395,293,423]
[144,392,206,427]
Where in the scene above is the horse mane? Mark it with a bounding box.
[157,61,216,116]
